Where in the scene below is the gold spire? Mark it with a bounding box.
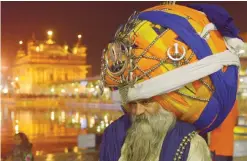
[46,30,55,44]
[19,40,23,45]
[77,34,82,46]
[17,40,26,58]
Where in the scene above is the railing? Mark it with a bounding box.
[1,96,121,111]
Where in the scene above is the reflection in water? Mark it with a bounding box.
[89,117,95,128]
[64,147,68,153]
[1,107,122,158]
[75,112,79,123]
[50,111,55,121]
[11,111,15,120]
[104,115,108,123]
[100,121,105,129]
[72,117,76,124]
[46,154,54,161]
[96,126,101,133]
[73,146,78,153]
[15,120,19,134]
[61,111,65,123]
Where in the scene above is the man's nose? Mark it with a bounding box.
[134,103,145,115]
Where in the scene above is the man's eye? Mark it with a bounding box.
[140,100,150,105]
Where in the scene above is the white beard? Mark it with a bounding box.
[119,108,176,161]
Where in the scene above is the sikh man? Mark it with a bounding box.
[99,3,245,161]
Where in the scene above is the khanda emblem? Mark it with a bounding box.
[105,42,129,76]
[167,43,186,61]
[103,41,138,87]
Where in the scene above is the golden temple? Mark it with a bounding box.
[12,31,91,95]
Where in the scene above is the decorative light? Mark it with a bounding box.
[40,44,44,51]
[46,30,54,44]
[36,46,40,52]
[104,88,109,92]
[97,126,101,133]
[242,92,247,97]
[64,45,68,51]
[72,118,76,123]
[74,88,79,92]
[73,147,78,153]
[50,88,55,93]
[77,34,82,39]
[19,41,23,45]
[47,30,53,36]
[64,148,68,153]
[61,89,65,93]
[2,87,8,94]
[73,48,78,54]
[15,124,19,134]
[15,77,19,81]
[104,115,108,123]
[100,121,105,129]
[46,154,54,159]
[15,119,19,134]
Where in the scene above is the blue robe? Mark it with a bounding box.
[100,114,196,161]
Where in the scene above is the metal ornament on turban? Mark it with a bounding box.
[99,4,245,133]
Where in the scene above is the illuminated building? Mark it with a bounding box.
[12,31,91,94]
[238,33,247,116]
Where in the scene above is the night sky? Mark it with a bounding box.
[2,1,247,75]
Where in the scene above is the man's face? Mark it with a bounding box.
[120,100,175,161]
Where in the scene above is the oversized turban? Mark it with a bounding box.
[99,4,245,133]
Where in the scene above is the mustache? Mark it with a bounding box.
[132,113,150,123]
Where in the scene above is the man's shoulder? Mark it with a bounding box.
[169,120,196,137]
